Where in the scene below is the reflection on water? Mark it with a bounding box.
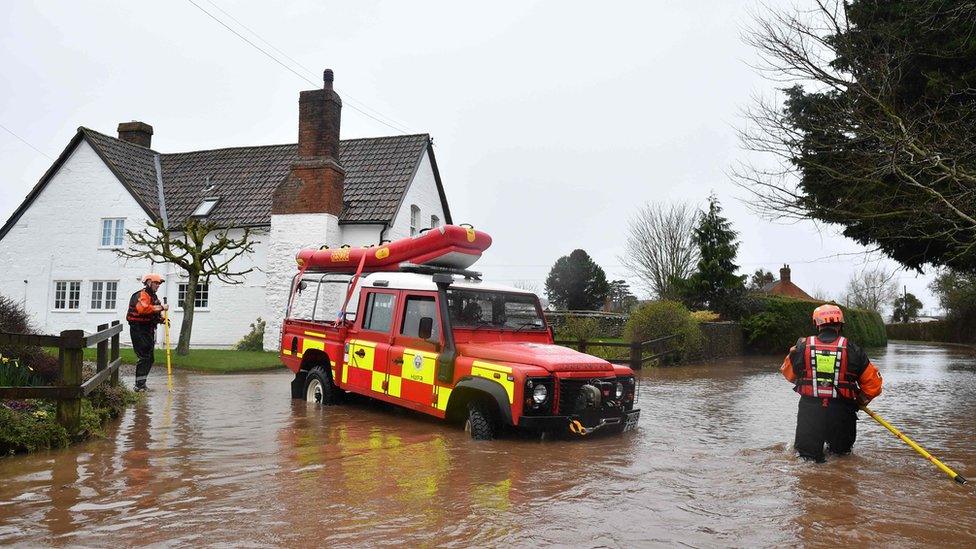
[0,342,974,546]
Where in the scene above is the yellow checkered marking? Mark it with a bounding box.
[471,361,514,404]
[343,339,377,383]
[402,349,438,384]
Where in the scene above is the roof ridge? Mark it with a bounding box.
[80,126,429,157]
[79,126,160,153]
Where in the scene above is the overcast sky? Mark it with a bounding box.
[0,0,941,315]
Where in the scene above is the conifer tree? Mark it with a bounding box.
[681,195,745,312]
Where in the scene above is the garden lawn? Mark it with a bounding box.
[72,348,283,374]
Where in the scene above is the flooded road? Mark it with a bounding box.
[1,341,974,547]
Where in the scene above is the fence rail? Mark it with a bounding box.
[0,321,123,433]
[553,334,681,369]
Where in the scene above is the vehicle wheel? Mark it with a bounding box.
[464,400,497,440]
[304,366,339,405]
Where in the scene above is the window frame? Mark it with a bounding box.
[53,280,82,312]
[89,280,119,312]
[397,292,441,344]
[430,214,440,229]
[177,282,210,311]
[99,218,126,248]
[409,205,420,236]
[359,290,398,334]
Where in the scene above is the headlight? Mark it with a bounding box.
[615,382,624,399]
[532,383,548,404]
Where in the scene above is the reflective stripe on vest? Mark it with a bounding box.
[798,335,856,400]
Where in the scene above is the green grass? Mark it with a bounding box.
[47,347,283,374]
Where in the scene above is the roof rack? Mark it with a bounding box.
[398,262,482,280]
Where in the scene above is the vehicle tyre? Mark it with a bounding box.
[304,365,339,405]
[464,400,497,440]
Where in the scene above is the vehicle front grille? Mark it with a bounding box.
[557,377,616,415]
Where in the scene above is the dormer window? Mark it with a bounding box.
[191,198,219,218]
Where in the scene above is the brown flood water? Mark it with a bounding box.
[1,341,974,547]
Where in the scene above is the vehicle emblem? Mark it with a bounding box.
[413,354,423,370]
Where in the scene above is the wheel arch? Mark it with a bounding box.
[290,349,333,399]
[446,377,514,425]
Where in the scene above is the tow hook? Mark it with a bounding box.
[569,417,621,436]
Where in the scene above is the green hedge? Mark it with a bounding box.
[741,296,887,354]
[886,321,974,344]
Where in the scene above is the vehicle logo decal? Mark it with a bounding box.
[413,354,423,370]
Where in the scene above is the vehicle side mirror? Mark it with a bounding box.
[419,316,434,340]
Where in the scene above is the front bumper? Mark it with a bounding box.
[518,408,640,435]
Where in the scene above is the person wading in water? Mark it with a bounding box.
[780,304,883,462]
[126,274,168,392]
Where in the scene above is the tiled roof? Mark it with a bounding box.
[79,128,435,226]
[762,280,816,301]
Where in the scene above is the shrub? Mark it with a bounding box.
[0,385,137,455]
[236,317,266,351]
[690,310,721,323]
[624,300,703,362]
[555,315,601,341]
[741,295,887,353]
[0,294,59,382]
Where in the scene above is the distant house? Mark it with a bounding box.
[0,70,452,350]
[762,265,816,301]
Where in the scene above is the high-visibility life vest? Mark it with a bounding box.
[795,335,858,400]
[126,289,161,324]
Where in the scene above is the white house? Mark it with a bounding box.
[0,69,453,350]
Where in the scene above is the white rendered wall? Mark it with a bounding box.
[0,141,156,340]
[387,151,448,240]
[338,223,383,247]
[263,213,340,351]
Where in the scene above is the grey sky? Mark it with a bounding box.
[0,0,939,314]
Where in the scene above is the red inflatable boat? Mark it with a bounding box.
[296,224,492,272]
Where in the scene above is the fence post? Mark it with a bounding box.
[630,341,642,370]
[110,321,120,386]
[96,323,108,374]
[56,329,85,435]
[578,337,588,354]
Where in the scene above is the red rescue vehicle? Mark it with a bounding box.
[278,225,640,439]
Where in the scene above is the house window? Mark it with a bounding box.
[54,281,81,310]
[410,205,420,236]
[101,218,125,247]
[430,215,440,228]
[191,198,219,217]
[90,281,118,310]
[178,283,209,309]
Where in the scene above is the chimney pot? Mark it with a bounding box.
[323,69,334,89]
[780,264,791,283]
[117,121,153,148]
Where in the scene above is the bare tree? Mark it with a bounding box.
[844,268,898,316]
[735,1,976,273]
[619,202,700,300]
[118,220,258,355]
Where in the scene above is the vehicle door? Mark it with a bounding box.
[387,292,443,412]
[343,289,397,395]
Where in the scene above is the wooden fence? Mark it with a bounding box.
[553,334,681,369]
[0,321,123,433]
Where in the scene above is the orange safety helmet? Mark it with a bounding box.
[812,304,844,327]
[141,273,165,284]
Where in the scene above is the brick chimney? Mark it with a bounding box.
[117,121,153,148]
[272,69,345,215]
[780,264,791,283]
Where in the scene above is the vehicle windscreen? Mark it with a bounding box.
[446,289,545,330]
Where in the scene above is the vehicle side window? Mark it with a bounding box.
[401,296,439,340]
[362,292,396,333]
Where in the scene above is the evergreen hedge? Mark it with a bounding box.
[741,295,887,353]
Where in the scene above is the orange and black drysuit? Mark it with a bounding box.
[127,287,163,389]
[780,328,882,461]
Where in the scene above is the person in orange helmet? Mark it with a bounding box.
[126,273,169,392]
[780,304,883,462]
